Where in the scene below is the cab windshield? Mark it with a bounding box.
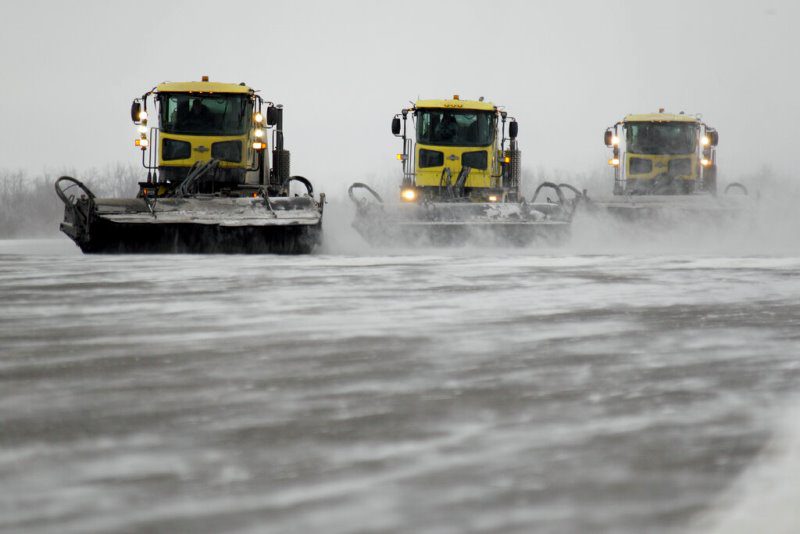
[416,109,494,147]
[626,122,697,155]
[158,93,251,135]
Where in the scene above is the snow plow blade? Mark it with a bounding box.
[56,176,323,254]
[348,182,577,247]
[584,183,751,221]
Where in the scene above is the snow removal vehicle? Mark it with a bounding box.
[56,77,324,253]
[590,109,748,218]
[349,96,577,246]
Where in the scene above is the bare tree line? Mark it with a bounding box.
[0,164,141,237]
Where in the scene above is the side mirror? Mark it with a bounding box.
[130,101,142,123]
[391,117,401,135]
[266,106,279,126]
[509,121,518,139]
[709,130,719,146]
[604,130,613,146]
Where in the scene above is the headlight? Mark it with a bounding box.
[401,189,417,202]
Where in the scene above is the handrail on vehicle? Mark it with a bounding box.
[348,182,384,204]
[724,182,748,196]
[281,176,314,197]
[55,176,96,205]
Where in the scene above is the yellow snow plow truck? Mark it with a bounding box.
[349,96,577,246]
[592,109,748,218]
[606,110,719,195]
[56,77,324,253]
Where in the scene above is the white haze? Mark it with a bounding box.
[1,0,799,197]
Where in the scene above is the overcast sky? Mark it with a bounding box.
[2,0,796,195]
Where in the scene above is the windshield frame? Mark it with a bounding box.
[157,92,252,136]
[625,121,698,155]
[415,108,495,147]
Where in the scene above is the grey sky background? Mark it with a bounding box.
[1,0,796,195]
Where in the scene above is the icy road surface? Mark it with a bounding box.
[1,229,800,533]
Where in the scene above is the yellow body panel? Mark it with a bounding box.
[152,81,257,170]
[157,132,254,168]
[624,113,699,124]
[156,81,252,94]
[411,98,501,191]
[414,144,496,188]
[625,153,698,181]
[416,98,495,112]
